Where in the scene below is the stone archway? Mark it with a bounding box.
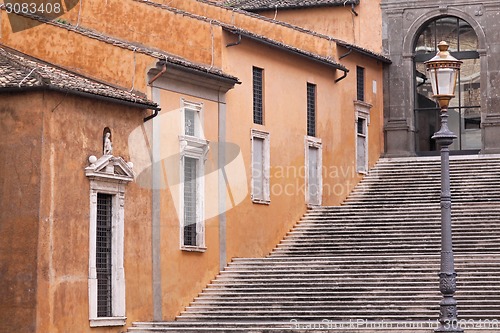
[409,15,483,154]
[382,4,494,157]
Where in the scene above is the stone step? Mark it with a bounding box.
[284,231,500,237]
[273,241,500,248]
[294,218,499,224]
[211,273,500,281]
[229,254,500,263]
[310,204,500,211]
[270,248,500,255]
[308,206,500,213]
[175,309,500,320]
[204,279,500,295]
[192,294,498,301]
[219,268,500,275]
[129,321,500,333]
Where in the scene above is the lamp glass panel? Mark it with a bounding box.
[428,68,458,96]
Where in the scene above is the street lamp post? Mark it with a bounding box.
[425,41,463,333]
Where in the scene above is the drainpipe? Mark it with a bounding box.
[351,3,359,16]
[339,47,353,60]
[148,62,167,86]
[226,33,242,47]
[144,62,167,122]
[335,69,348,83]
[143,106,161,123]
[335,47,352,83]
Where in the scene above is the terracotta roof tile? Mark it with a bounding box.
[225,0,360,11]
[0,45,158,108]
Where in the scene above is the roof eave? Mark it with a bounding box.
[224,28,348,72]
[234,0,360,12]
[337,41,392,64]
[161,60,241,86]
[0,85,159,110]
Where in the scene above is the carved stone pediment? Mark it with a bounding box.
[85,155,134,183]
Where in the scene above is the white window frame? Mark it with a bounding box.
[85,156,134,327]
[354,100,372,174]
[305,136,323,207]
[179,100,208,252]
[251,129,270,204]
[181,99,204,139]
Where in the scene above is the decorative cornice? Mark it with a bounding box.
[85,155,135,183]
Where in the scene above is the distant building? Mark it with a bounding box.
[381,0,500,156]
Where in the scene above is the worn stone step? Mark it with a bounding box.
[130,319,500,333]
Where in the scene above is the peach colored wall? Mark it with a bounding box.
[62,0,223,69]
[221,34,385,261]
[335,50,385,168]
[255,1,383,53]
[0,90,153,333]
[33,0,343,71]
[159,0,340,59]
[151,90,222,319]
[0,11,158,94]
[39,92,154,333]
[0,93,43,333]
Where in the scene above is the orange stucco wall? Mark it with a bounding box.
[0,92,43,333]
[153,90,222,319]
[0,11,158,94]
[255,2,383,53]
[0,90,154,333]
[12,0,342,71]
[222,34,384,260]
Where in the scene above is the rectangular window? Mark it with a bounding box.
[183,100,203,138]
[185,108,196,136]
[96,193,113,318]
[357,66,365,102]
[252,137,264,199]
[179,100,207,252]
[87,157,131,327]
[357,118,366,135]
[305,137,322,206]
[253,67,264,125]
[357,117,368,173]
[307,83,316,137]
[183,157,198,247]
[251,129,270,204]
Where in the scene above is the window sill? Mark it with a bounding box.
[181,245,207,253]
[179,135,209,147]
[90,317,126,327]
[252,198,271,205]
[354,100,373,109]
[307,204,321,209]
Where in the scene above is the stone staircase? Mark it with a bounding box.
[130,155,500,332]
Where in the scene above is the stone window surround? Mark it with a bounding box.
[85,155,134,327]
[179,100,209,252]
[251,128,271,204]
[305,136,323,207]
[355,100,372,174]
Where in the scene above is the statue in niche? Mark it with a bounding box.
[103,132,113,155]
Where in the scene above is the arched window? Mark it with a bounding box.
[414,16,481,153]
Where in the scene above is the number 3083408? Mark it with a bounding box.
[5,2,62,14]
